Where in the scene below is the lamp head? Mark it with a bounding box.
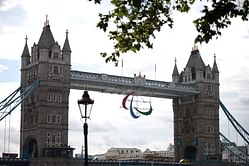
[78,91,94,105]
[78,91,94,119]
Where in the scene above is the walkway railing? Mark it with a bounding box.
[70,70,199,98]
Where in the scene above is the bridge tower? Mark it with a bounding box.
[20,18,72,158]
[172,47,220,162]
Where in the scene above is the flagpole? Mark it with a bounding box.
[121,58,123,76]
[154,64,156,80]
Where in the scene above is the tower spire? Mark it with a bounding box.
[62,29,71,52]
[172,58,179,76]
[192,42,199,51]
[66,29,69,36]
[172,58,179,83]
[38,16,55,49]
[25,35,28,43]
[212,54,219,73]
[44,14,49,27]
[21,35,30,58]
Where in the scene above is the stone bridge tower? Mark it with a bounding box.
[172,47,220,162]
[20,18,72,158]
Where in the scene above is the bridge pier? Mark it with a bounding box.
[20,18,71,159]
[29,158,81,166]
[191,161,236,166]
[172,47,221,163]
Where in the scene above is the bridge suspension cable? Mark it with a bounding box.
[0,80,41,153]
[219,100,249,145]
[0,80,41,121]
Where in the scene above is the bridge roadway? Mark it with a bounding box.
[0,158,190,166]
[70,70,199,98]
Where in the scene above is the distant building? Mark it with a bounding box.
[143,144,174,161]
[93,154,106,160]
[105,147,143,160]
[104,145,174,161]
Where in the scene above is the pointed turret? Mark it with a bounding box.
[185,46,205,71]
[172,58,179,83]
[21,36,30,68]
[182,46,206,82]
[37,16,55,49]
[212,55,219,73]
[172,58,179,76]
[21,36,30,58]
[212,55,219,83]
[62,29,71,53]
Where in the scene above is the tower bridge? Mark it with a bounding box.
[0,19,246,166]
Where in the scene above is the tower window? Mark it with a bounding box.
[205,125,214,133]
[59,66,63,74]
[53,66,59,74]
[207,73,211,79]
[30,114,34,124]
[191,68,196,80]
[58,94,62,102]
[210,143,215,155]
[56,115,62,124]
[204,142,216,155]
[52,134,56,144]
[47,115,51,123]
[53,94,56,102]
[206,84,213,93]
[56,132,61,145]
[204,142,209,155]
[48,93,51,101]
[54,52,59,59]
[188,75,190,81]
[52,115,56,123]
[49,51,52,58]
[35,112,38,123]
[49,65,53,73]
[206,107,214,116]
[47,132,51,147]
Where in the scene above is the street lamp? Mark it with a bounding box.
[78,91,94,166]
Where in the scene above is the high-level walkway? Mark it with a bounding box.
[70,70,199,98]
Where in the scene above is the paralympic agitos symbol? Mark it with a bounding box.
[122,92,153,119]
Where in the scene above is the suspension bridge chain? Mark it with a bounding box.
[219,100,249,145]
[0,80,41,122]
[220,132,249,163]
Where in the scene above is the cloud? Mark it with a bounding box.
[0,59,20,82]
[0,64,8,72]
[0,0,27,34]
[0,0,18,11]
[89,122,118,133]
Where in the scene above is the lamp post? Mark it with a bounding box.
[78,91,94,166]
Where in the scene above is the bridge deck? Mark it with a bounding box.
[70,70,199,98]
[2,158,189,166]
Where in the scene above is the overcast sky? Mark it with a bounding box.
[0,0,249,156]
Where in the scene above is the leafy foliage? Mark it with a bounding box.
[88,0,249,65]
